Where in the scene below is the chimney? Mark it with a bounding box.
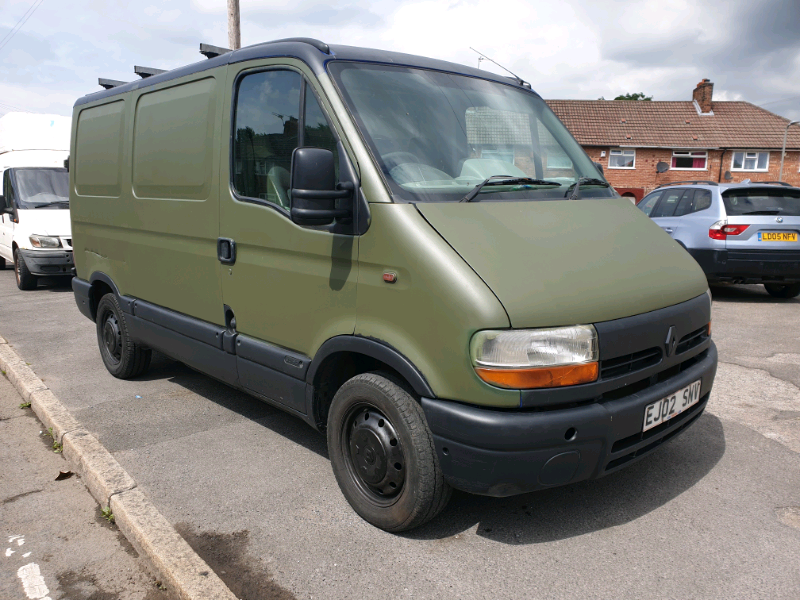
[693,78,713,114]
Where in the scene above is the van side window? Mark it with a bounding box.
[2,170,14,208]
[305,92,338,157]
[233,70,301,209]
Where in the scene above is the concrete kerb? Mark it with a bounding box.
[0,334,238,600]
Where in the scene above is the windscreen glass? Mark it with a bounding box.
[14,168,69,209]
[723,188,800,216]
[329,63,611,203]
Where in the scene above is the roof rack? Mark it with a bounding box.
[200,43,231,59]
[98,78,126,90]
[134,66,166,79]
[655,180,718,189]
[759,181,792,187]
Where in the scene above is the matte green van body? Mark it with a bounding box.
[70,45,709,410]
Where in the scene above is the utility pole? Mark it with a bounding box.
[779,120,799,182]
[227,0,241,50]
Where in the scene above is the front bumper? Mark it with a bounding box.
[19,249,74,277]
[422,342,717,497]
[690,249,800,284]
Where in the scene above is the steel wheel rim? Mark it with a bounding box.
[101,311,122,364]
[341,402,406,507]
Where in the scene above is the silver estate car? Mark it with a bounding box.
[638,181,800,298]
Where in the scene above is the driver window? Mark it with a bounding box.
[233,70,301,209]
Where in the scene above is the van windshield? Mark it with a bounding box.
[14,168,69,209]
[329,62,612,203]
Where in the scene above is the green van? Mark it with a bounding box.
[70,38,717,531]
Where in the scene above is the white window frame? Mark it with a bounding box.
[731,151,769,172]
[546,153,573,170]
[608,148,636,169]
[671,150,708,171]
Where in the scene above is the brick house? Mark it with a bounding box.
[546,80,800,202]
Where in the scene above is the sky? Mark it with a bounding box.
[1,0,799,123]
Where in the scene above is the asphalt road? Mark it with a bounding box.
[0,267,798,600]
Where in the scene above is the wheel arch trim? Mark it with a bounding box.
[307,336,435,399]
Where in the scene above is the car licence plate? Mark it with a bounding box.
[758,232,798,242]
[642,380,702,432]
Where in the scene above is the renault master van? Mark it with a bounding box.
[0,113,72,289]
[70,39,717,531]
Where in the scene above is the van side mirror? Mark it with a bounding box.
[290,147,353,226]
[594,162,604,175]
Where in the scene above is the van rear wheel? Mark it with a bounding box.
[327,372,451,532]
[96,294,152,379]
[764,283,800,299]
[14,249,37,290]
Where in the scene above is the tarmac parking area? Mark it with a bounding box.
[1,268,799,600]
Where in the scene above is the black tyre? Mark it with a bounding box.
[0,256,6,269]
[764,283,800,299]
[14,249,37,290]
[327,372,451,532]
[95,294,152,378]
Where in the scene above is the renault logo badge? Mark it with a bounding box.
[665,326,678,357]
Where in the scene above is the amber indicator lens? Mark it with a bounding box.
[475,362,599,389]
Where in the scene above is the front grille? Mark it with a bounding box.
[677,326,708,355]
[600,347,661,380]
[599,348,709,403]
[605,394,708,471]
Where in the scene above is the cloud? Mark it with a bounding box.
[0,0,797,124]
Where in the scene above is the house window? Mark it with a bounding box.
[546,153,573,170]
[731,151,769,172]
[480,146,514,164]
[671,150,707,170]
[609,149,635,169]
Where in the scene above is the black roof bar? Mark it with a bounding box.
[656,180,719,189]
[134,66,167,79]
[200,43,231,59]
[759,181,792,187]
[98,78,126,90]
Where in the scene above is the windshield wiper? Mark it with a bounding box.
[566,177,610,199]
[28,200,69,208]
[460,176,560,203]
[742,209,782,215]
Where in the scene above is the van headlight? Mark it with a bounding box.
[29,235,62,248]
[470,325,599,389]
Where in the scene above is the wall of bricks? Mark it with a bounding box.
[583,146,800,201]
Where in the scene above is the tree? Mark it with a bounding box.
[614,92,653,101]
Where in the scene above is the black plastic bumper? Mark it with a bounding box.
[19,249,74,277]
[690,249,800,283]
[421,342,717,497]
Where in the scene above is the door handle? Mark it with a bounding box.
[663,228,673,234]
[217,238,236,265]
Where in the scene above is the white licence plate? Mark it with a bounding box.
[642,380,702,432]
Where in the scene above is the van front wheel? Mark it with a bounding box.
[14,249,37,290]
[95,294,152,379]
[327,372,451,532]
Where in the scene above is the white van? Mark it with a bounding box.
[0,113,72,289]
